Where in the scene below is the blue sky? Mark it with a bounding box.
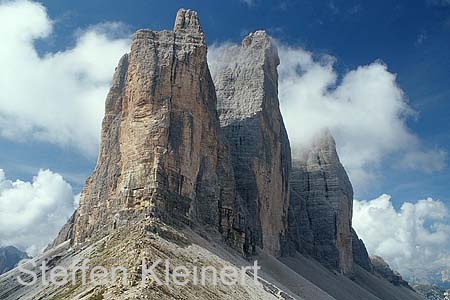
[0,0,450,281]
[3,0,449,204]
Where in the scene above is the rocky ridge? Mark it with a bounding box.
[371,256,411,288]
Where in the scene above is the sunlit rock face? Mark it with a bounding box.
[52,9,239,246]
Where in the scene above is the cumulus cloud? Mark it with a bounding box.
[353,195,450,283]
[209,43,446,190]
[2,0,445,191]
[0,169,76,256]
[0,0,130,156]
[275,46,447,190]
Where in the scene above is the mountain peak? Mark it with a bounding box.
[242,30,270,47]
[174,8,203,33]
[0,246,29,275]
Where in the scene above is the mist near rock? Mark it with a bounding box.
[210,43,447,192]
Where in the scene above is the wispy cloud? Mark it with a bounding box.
[398,149,447,172]
[276,46,447,191]
[0,0,130,157]
[415,30,428,46]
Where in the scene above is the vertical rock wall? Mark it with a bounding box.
[287,131,354,274]
[212,31,292,256]
[352,228,374,273]
[70,9,235,244]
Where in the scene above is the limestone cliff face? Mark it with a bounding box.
[212,31,292,257]
[352,228,374,273]
[287,131,353,274]
[62,9,238,245]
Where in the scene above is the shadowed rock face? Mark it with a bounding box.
[352,228,374,273]
[287,131,353,274]
[371,256,411,288]
[212,31,292,257]
[53,9,240,245]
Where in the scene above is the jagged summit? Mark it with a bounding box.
[212,31,280,126]
[173,8,203,33]
[241,30,277,56]
[242,30,271,45]
[213,30,291,256]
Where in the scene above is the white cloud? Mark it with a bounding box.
[0,0,130,157]
[275,45,447,190]
[0,169,76,256]
[2,0,445,191]
[353,195,450,283]
[209,43,447,191]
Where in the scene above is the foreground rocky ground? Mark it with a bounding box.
[0,221,425,300]
[0,222,307,300]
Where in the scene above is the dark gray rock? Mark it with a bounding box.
[286,131,353,274]
[352,228,374,273]
[212,31,292,256]
[371,256,411,288]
